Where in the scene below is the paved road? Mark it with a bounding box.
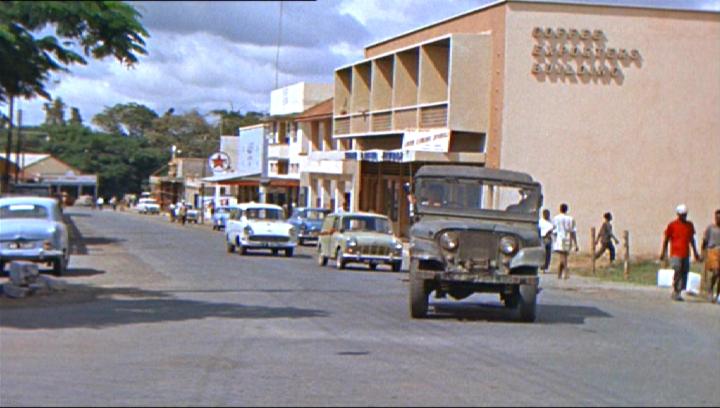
[1,208,718,406]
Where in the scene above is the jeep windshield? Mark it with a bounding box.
[416,177,540,215]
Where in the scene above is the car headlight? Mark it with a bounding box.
[289,227,297,237]
[243,226,254,236]
[439,232,458,251]
[346,238,358,247]
[299,223,307,231]
[43,240,54,250]
[499,236,519,256]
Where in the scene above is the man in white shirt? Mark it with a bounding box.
[553,203,579,279]
[538,209,554,274]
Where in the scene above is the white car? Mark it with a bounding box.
[137,198,160,215]
[225,203,297,257]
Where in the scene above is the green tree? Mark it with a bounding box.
[211,109,265,135]
[43,97,66,126]
[69,107,82,126]
[92,103,158,137]
[1,1,148,191]
[147,110,216,158]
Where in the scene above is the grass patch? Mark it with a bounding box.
[562,254,705,286]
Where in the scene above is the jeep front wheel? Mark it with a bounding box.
[518,284,537,322]
[409,260,429,318]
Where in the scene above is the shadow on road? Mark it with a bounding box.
[429,302,612,325]
[61,268,106,278]
[0,285,330,330]
[64,213,125,255]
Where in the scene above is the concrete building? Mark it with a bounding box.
[296,98,357,212]
[331,0,719,254]
[0,153,98,199]
[264,82,334,212]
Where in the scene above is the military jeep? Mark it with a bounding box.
[407,165,545,322]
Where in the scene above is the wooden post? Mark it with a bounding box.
[623,230,630,280]
[590,227,596,276]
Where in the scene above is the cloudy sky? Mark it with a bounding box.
[13,0,719,127]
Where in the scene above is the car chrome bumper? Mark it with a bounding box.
[240,240,296,249]
[0,248,64,262]
[342,253,402,263]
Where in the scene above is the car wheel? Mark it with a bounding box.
[298,238,304,246]
[335,248,346,270]
[285,248,294,257]
[518,284,538,323]
[236,237,247,255]
[272,249,279,256]
[409,260,429,318]
[317,247,327,266]
[0,260,6,276]
[391,262,402,272]
[226,236,236,253]
[52,257,66,277]
[368,262,377,271]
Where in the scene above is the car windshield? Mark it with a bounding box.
[302,209,328,220]
[0,204,50,219]
[246,208,284,220]
[341,216,392,234]
[416,178,540,214]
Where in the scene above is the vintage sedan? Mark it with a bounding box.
[287,207,331,245]
[0,196,70,276]
[137,197,160,215]
[317,212,403,272]
[225,203,297,256]
[211,205,237,231]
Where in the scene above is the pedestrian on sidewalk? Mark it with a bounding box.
[96,196,104,210]
[539,208,554,273]
[660,204,702,302]
[179,201,188,225]
[701,209,720,303]
[552,203,578,280]
[594,212,620,265]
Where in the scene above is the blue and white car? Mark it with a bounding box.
[287,207,331,245]
[0,196,70,276]
[211,205,237,231]
[225,203,297,256]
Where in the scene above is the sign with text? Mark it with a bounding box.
[402,129,450,152]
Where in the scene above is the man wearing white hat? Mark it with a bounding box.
[660,204,702,301]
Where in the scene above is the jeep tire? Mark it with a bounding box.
[518,284,537,322]
[409,260,429,318]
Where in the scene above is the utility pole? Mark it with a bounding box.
[14,109,22,184]
[2,96,15,193]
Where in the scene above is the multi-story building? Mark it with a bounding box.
[264,82,334,212]
[296,98,357,212]
[331,0,719,253]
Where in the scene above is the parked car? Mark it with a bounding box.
[137,198,160,215]
[225,203,297,256]
[211,205,236,231]
[185,205,200,223]
[317,212,403,272]
[287,207,331,245]
[0,196,70,276]
[75,195,94,207]
[406,165,544,322]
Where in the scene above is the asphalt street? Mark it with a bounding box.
[1,207,718,406]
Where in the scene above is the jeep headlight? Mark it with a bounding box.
[439,232,458,252]
[346,238,358,247]
[499,236,519,256]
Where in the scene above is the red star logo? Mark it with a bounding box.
[212,155,226,169]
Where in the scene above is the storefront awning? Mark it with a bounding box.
[201,171,260,183]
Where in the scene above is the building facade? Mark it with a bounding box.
[332,0,719,253]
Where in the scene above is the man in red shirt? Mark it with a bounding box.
[660,204,702,301]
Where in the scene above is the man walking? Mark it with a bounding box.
[594,212,620,264]
[660,204,702,301]
[539,209,554,274]
[553,203,578,279]
[701,209,720,303]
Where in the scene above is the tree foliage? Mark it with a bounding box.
[92,102,158,138]
[0,1,148,103]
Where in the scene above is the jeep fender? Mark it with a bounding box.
[409,238,444,263]
[509,247,545,270]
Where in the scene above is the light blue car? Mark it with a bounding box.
[0,196,70,276]
[211,205,237,231]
